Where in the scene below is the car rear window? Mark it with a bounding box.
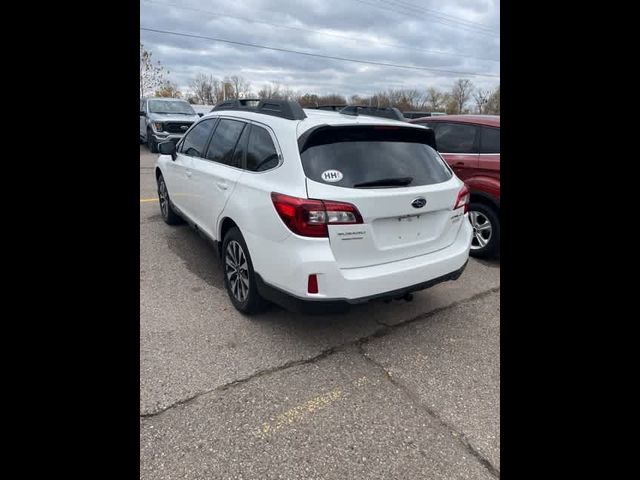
[299,126,452,188]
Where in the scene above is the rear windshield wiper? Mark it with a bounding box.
[353,177,414,188]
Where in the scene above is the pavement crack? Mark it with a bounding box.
[357,343,500,478]
[141,286,499,421]
[140,346,340,419]
[362,286,500,344]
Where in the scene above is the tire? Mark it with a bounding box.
[468,202,500,258]
[156,174,182,225]
[222,227,267,315]
[147,128,158,153]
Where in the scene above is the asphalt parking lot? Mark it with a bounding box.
[140,145,500,479]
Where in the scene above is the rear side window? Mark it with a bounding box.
[480,127,500,154]
[246,126,279,172]
[434,123,478,153]
[205,119,246,167]
[300,126,452,188]
[180,119,217,157]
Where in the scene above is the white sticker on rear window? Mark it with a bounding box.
[321,170,343,182]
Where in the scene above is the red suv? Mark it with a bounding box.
[410,115,500,257]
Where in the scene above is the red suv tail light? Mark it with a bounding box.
[454,184,470,213]
[271,192,363,238]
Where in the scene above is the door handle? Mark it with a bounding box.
[454,162,465,166]
[186,170,192,178]
[216,181,228,190]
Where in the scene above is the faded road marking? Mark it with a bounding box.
[258,375,378,438]
[260,388,342,437]
[140,198,158,203]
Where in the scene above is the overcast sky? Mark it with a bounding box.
[140,0,499,99]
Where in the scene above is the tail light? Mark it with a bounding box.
[454,184,470,213]
[271,192,363,238]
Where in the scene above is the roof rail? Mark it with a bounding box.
[340,105,406,121]
[310,104,348,111]
[212,98,307,120]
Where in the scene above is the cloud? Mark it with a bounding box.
[140,0,500,98]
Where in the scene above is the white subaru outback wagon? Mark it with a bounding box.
[155,99,472,314]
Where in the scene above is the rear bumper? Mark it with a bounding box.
[255,260,468,314]
[249,218,472,314]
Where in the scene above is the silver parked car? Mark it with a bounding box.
[140,98,200,153]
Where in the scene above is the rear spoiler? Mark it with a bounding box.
[298,124,437,153]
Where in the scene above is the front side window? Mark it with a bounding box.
[180,119,217,157]
[205,119,246,167]
[246,126,279,172]
[434,123,478,153]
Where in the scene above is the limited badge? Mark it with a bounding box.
[321,170,343,183]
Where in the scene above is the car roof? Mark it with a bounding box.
[410,114,500,127]
[201,107,428,136]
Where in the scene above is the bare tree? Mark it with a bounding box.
[296,93,320,107]
[485,86,500,114]
[426,87,445,111]
[190,74,213,104]
[154,81,182,98]
[184,92,200,104]
[318,93,347,105]
[228,75,251,99]
[211,78,223,104]
[450,79,474,114]
[140,43,168,97]
[445,94,458,115]
[220,78,235,101]
[257,83,277,99]
[473,88,491,114]
[258,82,296,100]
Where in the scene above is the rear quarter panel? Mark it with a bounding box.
[216,126,308,275]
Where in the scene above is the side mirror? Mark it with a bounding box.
[158,141,177,159]
[140,110,146,116]
[198,113,204,117]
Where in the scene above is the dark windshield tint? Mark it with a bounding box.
[180,119,216,157]
[149,100,195,115]
[247,126,279,172]
[205,119,245,166]
[300,126,451,188]
[434,123,477,153]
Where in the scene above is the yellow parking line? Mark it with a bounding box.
[140,198,158,203]
[257,376,378,439]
